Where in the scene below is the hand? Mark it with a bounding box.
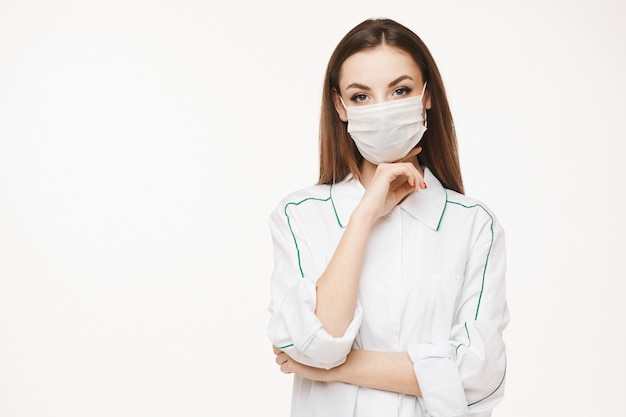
[358,147,426,220]
[273,345,332,382]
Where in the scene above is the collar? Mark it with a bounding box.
[330,167,447,231]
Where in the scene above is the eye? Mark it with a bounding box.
[350,94,369,103]
[393,87,412,97]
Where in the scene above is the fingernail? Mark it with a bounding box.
[423,182,428,189]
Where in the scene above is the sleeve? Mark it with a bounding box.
[266,201,363,369]
[409,212,509,417]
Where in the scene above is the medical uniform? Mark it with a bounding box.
[267,168,509,417]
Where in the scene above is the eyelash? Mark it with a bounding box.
[350,94,368,103]
[349,87,413,103]
[394,87,412,96]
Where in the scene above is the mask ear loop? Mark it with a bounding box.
[339,96,348,110]
[421,82,428,128]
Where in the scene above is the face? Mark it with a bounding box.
[333,45,431,122]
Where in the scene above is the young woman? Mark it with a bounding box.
[267,18,509,417]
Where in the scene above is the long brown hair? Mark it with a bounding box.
[318,18,464,194]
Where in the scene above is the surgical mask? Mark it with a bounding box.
[341,82,427,165]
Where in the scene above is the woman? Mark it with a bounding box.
[267,18,509,417]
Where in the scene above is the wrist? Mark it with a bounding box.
[331,350,358,384]
[327,359,347,384]
[350,206,378,227]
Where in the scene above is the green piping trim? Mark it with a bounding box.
[445,200,502,407]
[278,343,294,349]
[436,191,449,231]
[446,200,494,320]
[329,183,344,228]
[455,323,506,406]
[468,360,507,407]
[455,322,471,353]
[283,184,343,278]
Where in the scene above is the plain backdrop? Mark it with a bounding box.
[1,0,625,416]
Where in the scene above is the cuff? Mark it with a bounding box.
[409,343,468,417]
[271,278,362,369]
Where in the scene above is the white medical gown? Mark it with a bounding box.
[267,168,509,417]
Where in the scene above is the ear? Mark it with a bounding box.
[332,89,348,122]
[424,89,432,110]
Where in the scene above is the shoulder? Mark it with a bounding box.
[269,177,358,231]
[272,184,333,213]
[444,189,503,230]
[269,183,333,223]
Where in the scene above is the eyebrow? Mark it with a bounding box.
[345,75,415,91]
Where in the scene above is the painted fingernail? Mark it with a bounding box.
[423,182,428,189]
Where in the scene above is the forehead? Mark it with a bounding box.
[338,45,423,88]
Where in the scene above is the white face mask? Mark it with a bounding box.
[341,82,427,165]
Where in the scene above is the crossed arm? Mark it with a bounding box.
[273,346,421,396]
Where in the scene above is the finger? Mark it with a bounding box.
[414,174,427,190]
[401,162,426,189]
[272,345,281,355]
[403,167,425,191]
[377,161,419,180]
[275,352,287,365]
[280,363,293,374]
[279,356,294,374]
[391,163,423,189]
[394,181,418,200]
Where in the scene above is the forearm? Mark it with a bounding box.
[315,208,375,337]
[332,350,421,396]
[315,162,424,338]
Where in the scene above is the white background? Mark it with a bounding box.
[1,0,625,416]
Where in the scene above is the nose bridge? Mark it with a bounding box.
[373,86,392,104]
[370,89,391,104]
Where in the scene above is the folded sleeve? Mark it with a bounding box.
[409,210,509,417]
[266,201,362,369]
